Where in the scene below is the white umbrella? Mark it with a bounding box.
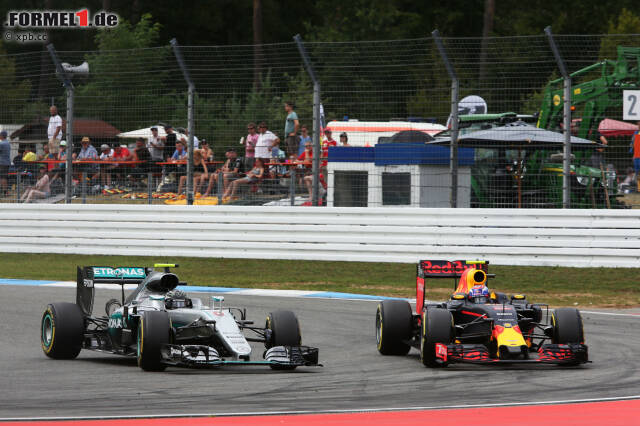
[118,125,186,141]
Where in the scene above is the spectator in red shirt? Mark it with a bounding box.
[112,143,133,187]
[322,128,337,157]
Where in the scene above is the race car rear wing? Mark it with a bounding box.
[76,266,151,317]
[416,260,491,313]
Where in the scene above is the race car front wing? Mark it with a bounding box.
[435,343,589,365]
[160,344,321,368]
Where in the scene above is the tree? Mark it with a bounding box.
[0,41,36,124]
[73,14,171,131]
[599,8,640,60]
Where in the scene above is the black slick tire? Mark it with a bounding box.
[265,310,302,370]
[420,308,453,368]
[41,302,85,359]
[552,307,584,344]
[376,300,412,356]
[137,311,170,372]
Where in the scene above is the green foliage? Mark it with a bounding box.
[0,41,34,123]
[73,14,171,131]
[599,8,640,60]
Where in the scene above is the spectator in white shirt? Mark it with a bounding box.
[254,121,280,164]
[47,106,63,155]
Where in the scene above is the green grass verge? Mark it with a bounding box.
[1,253,638,308]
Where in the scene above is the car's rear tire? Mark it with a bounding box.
[552,308,584,344]
[265,310,302,370]
[41,302,85,359]
[137,311,170,371]
[420,308,454,368]
[376,300,412,356]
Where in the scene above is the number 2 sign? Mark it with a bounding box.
[624,90,640,121]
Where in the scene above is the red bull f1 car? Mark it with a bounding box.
[375,260,589,367]
[40,264,320,371]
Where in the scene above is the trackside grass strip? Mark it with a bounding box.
[1,253,638,308]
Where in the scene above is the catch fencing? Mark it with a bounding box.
[2,33,640,208]
[0,204,639,267]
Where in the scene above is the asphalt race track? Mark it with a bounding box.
[1,284,640,420]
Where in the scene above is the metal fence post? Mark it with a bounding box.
[147,171,153,204]
[545,26,571,209]
[171,39,195,205]
[47,43,74,204]
[294,34,321,206]
[432,30,459,208]
[290,166,296,206]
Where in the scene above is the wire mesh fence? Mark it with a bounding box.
[1,33,640,208]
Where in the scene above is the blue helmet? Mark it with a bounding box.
[469,285,489,303]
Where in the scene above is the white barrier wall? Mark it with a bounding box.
[0,204,639,267]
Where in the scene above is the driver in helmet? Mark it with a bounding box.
[165,289,192,309]
[469,284,490,304]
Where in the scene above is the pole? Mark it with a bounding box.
[65,88,74,203]
[47,43,74,204]
[171,39,196,205]
[432,30,459,208]
[545,26,571,209]
[294,34,321,206]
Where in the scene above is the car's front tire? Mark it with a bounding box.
[420,308,453,368]
[41,302,85,359]
[552,308,584,344]
[376,300,412,356]
[137,311,170,371]
[265,310,302,370]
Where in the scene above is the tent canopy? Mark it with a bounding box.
[118,125,186,141]
[388,130,435,144]
[598,118,638,137]
[431,121,601,149]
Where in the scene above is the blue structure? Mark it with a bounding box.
[328,144,474,166]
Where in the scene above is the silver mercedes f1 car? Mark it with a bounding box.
[40,264,320,371]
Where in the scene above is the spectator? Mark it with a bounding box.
[13,147,25,171]
[48,105,63,155]
[130,137,152,188]
[255,122,279,164]
[20,165,51,203]
[589,133,608,168]
[222,158,265,202]
[99,144,114,189]
[243,122,259,170]
[73,136,99,181]
[147,126,164,163]
[339,132,350,146]
[22,145,38,182]
[199,139,213,161]
[283,101,299,155]
[178,127,199,150]
[162,124,177,161]
[298,125,311,156]
[0,131,10,196]
[177,148,208,194]
[297,141,327,206]
[22,145,37,162]
[270,145,287,177]
[322,128,337,157]
[39,143,57,172]
[51,140,67,183]
[202,149,241,196]
[620,167,635,193]
[171,139,188,161]
[111,143,133,187]
[74,137,98,160]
